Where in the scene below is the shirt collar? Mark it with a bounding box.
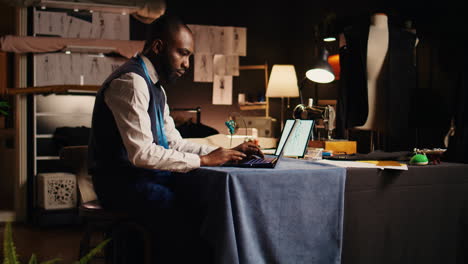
[139,54,160,84]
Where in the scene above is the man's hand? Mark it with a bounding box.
[232,141,264,158]
[200,147,246,166]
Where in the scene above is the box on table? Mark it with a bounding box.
[37,172,77,210]
[308,140,357,155]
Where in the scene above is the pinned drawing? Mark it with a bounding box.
[35,53,63,86]
[214,55,239,76]
[233,27,247,56]
[194,54,213,82]
[225,55,239,76]
[212,26,225,54]
[213,54,226,76]
[34,10,67,37]
[187,24,247,83]
[66,16,92,39]
[213,75,233,105]
[223,27,247,56]
[92,12,129,40]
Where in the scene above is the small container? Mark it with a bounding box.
[304,148,323,160]
[238,93,246,105]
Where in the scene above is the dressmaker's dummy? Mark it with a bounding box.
[337,12,417,151]
[354,13,388,132]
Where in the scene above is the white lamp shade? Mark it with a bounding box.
[305,68,335,83]
[266,65,299,98]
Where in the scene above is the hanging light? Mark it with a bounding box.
[305,48,335,83]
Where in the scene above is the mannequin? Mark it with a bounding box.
[337,11,418,151]
[354,13,388,132]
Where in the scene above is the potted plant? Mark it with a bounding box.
[0,99,9,129]
[2,222,110,264]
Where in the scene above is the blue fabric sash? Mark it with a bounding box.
[136,55,169,149]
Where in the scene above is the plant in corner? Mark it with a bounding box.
[2,222,110,264]
[0,100,9,116]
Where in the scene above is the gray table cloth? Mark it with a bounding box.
[177,157,346,264]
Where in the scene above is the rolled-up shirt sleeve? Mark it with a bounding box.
[104,72,207,173]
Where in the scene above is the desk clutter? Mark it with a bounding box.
[302,147,448,170]
[308,139,357,155]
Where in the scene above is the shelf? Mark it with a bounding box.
[239,103,267,111]
[36,134,54,138]
[1,35,143,59]
[36,156,60,160]
[36,112,91,117]
[6,85,100,95]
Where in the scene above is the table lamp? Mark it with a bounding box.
[266,65,299,130]
[305,48,335,84]
[296,47,335,104]
[294,48,336,139]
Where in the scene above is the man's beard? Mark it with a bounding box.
[154,52,180,84]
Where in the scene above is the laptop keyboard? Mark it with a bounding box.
[245,158,267,164]
[244,157,275,164]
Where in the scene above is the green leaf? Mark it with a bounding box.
[0,109,8,116]
[0,101,10,108]
[39,258,61,264]
[3,222,20,264]
[77,239,111,264]
[28,254,37,264]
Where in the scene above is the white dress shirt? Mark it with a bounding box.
[104,55,217,173]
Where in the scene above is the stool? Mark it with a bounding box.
[79,200,153,264]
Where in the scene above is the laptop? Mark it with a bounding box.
[223,119,314,168]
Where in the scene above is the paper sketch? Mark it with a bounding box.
[83,56,126,85]
[233,27,247,56]
[193,25,212,54]
[92,12,129,40]
[79,19,93,39]
[223,27,235,55]
[213,54,226,76]
[212,26,225,54]
[35,53,63,86]
[225,55,239,76]
[65,16,79,38]
[92,12,106,39]
[223,27,247,56]
[212,75,232,105]
[213,55,239,76]
[66,16,92,38]
[34,10,67,36]
[59,54,83,85]
[82,56,103,85]
[59,54,73,85]
[194,54,213,82]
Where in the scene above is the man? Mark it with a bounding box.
[88,13,262,263]
[88,14,262,212]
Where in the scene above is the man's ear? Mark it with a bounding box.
[151,39,164,55]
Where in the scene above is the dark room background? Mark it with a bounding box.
[129,1,467,159]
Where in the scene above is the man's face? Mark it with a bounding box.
[154,27,194,84]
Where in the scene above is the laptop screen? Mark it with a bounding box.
[274,119,295,155]
[275,119,314,157]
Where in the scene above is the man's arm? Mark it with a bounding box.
[104,73,203,172]
[104,73,248,171]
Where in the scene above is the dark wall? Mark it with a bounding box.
[130,2,466,154]
[131,1,340,133]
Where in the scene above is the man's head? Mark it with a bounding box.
[142,14,194,84]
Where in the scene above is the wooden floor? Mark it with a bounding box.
[0,222,83,263]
